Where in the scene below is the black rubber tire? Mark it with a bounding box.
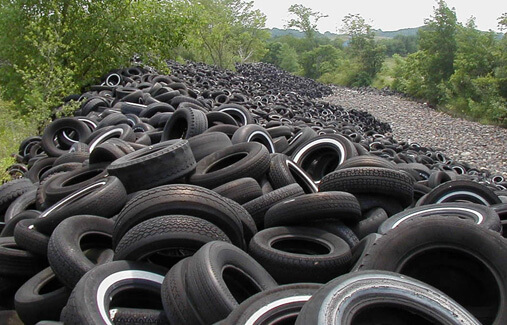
[249,226,352,284]
[295,270,480,325]
[308,219,360,249]
[48,215,114,288]
[212,177,263,205]
[205,124,239,138]
[378,202,502,234]
[213,103,253,126]
[0,179,35,217]
[0,236,46,278]
[25,157,57,183]
[13,219,50,256]
[114,215,231,269]
[14,267,70,325]
[243,183,305,229]
[357,216,507,324]
[112,184,247,250]
[43,164,108,206]
[189,142,270,189]
[319,167,415,208]
[220,283,321,325]
[264,192,362,228]
[417,180,502,206]
[89,138,135,164]
[107,140,196,193]
[1,210,39,237]
[336,155,397,170]
[187,132,233,162]
[41,118,92,157]
[160,258,201,325]
[183,241,278,324]
[96,113,130,129]
[291,134,358,183]
[34,176,127,235]
[3,188,36,223]
[349,207,388,239]
[354,194,404,216]
[86,124,136,153]
[282,127,318,156]
[162,107,208,140]
[36,171,67,211]
[206,111,238,127]
[140,102,175,118]
[267,153,318,193]
[109,308,168,325]
[39,162,82,183]
[231,124,276,154]
[53,151,90,165]
[61,261,167,325]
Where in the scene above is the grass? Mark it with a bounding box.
[0,98,37,183]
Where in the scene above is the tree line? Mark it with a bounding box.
[0,0,505,127]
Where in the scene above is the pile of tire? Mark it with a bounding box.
[0,61,506,324]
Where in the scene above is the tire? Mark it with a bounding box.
[354,194,404,216]
[61,261,167,325]
[267,153,318,193]
[182,241,278,324]
[282,127,317,156]
[89,138,135,164]
[357,216,507,324]
[336,155,396,170]
[39,162,83,183]
[231,124,276,153]
[319,167,414,208]
[291,134,358,183]
[213,103,253,126]
[0,179,35,217]
[114,215,231,269]
[25,157,57,183]
[349,207,388,239]
[0,237,46,278]
[86,124,135,153]
[308,219,360,248]
[417,180,502,206]
[378,202,502,234]
[14,267,70,325]
[249,226,351,284]
[189,142,270,189]
[3,188,36,223]
[206,111,238,127]
[34,176,127,235]
[243,183,305,229]
[187,132,233,162]
[161,107,208,140]
[212,177,263,205]
[43,164,108,206]
[264,192,362,228]
[48,215,114,288]
[109,308,168,325]
[205,124,239,138]
[13,219,50,256]
[112,184,247,250]
[1,210,39,237]
[107,140,196,193]
[53,151,90,166]
[220,283,321,325]
[41,118,92,157]
[160,258,201,325]
[295,270,480,325]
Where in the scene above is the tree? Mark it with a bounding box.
[418,0,458,86]
[341,14,385,84]
[187,0,268,68]
[285,4,328,40]
[0,0,194,125]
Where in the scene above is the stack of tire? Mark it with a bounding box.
[0,62,506,324]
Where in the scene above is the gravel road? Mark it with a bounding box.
[325,86,507,178]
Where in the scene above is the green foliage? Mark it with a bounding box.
[379,35,418,57]
[0,0,193,128]
[341,14,386,85]
[0,97,36,182]
[278,44,302,74]
[285,4,328,40]
[300,45,341,79]
[181,0,268,69]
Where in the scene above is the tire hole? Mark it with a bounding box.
[271,237,331,255]
[222,266,262,304]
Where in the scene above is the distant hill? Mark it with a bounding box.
[268,27,422,40]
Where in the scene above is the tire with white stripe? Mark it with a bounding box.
[295,271,480,325]
[417,180,501,206]
[61,261,167,325]
[220,283,321,325]
[378,202,502,234]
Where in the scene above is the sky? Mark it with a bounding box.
[251,0,506,33]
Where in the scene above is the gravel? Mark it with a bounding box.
[325,86,507,178]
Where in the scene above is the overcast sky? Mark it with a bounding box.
[251,0,506,33]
